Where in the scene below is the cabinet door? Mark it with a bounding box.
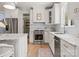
[44,31,47,43]
[49,34,55,54]
[61,40,75,56]
[51,36,55,54]
[61,47,74,57]
[75,46,79,57]
[61,40,75,57]
[44,31,49,43]
[54,3,61,24]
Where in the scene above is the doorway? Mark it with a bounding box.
[23,13,30,43]
[23,14,30,33]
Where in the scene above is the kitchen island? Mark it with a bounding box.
[0,34,28,57]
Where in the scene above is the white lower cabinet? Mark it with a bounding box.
[44,31,50,43]
[49,33,55,54]
[47,32,79,57]
[75,46,79,57]
[61,40,75,57]
[61,47,74,57]
[45,32,54,54]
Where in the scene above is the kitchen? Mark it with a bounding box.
[29,2,79,57]
[0,2,79,57]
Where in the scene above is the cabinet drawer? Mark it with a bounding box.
[61,47,74,57]
[61,40,75,55]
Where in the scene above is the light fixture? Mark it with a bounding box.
[0,22,6,28]
[3,3,16,9]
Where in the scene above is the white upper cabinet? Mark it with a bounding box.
[51,2,74,26]
[54,3,61,24]
[45,9,52,24]
[45,3,61,24]
[60,2,68,27]
[60,2,74,27]
[47,3,61,24]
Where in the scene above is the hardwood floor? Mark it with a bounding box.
[28,43,50,57]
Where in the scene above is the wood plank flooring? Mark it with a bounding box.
[28,43,50,57]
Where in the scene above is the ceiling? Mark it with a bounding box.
[0,2,53,11]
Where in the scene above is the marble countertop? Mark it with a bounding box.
[50,32,79,47]
[0,34,28,40]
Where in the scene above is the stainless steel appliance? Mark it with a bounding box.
[33,30,44,44]
[54,36,61,57]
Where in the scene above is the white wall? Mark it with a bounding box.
[32,5,47,22]
[4,9,18,18]
[29,9,33,43]
[18,9,24,33]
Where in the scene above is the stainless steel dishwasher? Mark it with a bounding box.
[54,36,61,57]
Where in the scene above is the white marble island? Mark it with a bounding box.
[0,34,28,57]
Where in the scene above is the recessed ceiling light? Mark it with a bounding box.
[3,3,16,9]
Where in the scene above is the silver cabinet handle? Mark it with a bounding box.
[63,44,68,48]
